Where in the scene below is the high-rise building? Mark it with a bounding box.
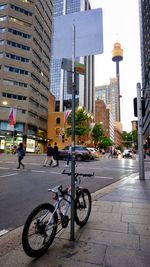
[51,0,94,114]
[139,0,150,146]
[95,78,118,122]
[0,0,53,152]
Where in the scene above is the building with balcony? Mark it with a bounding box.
[0,0,53,152]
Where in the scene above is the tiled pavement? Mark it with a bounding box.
[0,172,150,266]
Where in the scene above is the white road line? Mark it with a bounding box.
[31,170,46,173]
[5,161,16,164]
[0,173,18,178]
[50,171,61,174]
[95,176,113,179]
[28,163,42,165]
[0,167,10,170]
[0,229,9,237]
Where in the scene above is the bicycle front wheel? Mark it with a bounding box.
[75,188,92,227]
[22,203,58,258]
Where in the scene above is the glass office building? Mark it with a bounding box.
[51,0,94,114]
[139,0,150,146]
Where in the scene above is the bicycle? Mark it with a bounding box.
[22,169,94,258]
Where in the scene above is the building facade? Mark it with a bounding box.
[50,0,94,114]
[95,78,118,122]
[0,0,53,152]
[139,0,150,147]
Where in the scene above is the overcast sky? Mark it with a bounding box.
[89,0,141,132]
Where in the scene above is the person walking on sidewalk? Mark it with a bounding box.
[17,142,25,169]
[65,144,72,166]
[53,142,59,167]
[43,144,56,167]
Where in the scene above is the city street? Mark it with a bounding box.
[0,153,150,235]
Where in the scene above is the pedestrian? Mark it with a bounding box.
[17,142,25,169]
[65,144,72,166]
[43,144,56,167]
[53,142,59,167]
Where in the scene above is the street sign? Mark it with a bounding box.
[61,58,72,72]
[75,62,85,75]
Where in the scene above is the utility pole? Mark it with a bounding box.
[137,83,145,180]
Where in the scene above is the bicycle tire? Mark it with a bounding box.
[22,203,58,258]
[75,188,92,227]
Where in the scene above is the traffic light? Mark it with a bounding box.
[133,97,137,117]
[133,97,145,117]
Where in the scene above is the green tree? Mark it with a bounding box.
[65,108,91,141]
[99,137,113,150]
[91,123,104,146]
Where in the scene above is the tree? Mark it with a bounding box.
[65,107,91,142]
[121,130,138,149]
[99,137,113,150]
[91,123,104,147]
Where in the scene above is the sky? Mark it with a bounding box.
[89,0,141,132]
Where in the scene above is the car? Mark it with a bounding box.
[87,147,100,159]
[122,149,132,159]
[58,145,92,161]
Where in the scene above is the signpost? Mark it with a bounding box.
[53,8,103,241]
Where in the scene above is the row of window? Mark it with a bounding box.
[8,28,31,39]
[10,4,32,16]
[0,28,31,39]
[0,4,32,16]
[6,53,29,63]
[0,16,31,27]
[2,92,27,100]
[4,66,28,75]
[2,79,28,88]
[7,40,30,51]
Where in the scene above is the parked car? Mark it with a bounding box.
[87,147,100,159]
[58,145,92,161]
[122,149,132,159]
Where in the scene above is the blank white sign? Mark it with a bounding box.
[53,8,103,59]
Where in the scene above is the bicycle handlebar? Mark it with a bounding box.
[62,169,94,177]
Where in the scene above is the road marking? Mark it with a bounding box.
[50,171,61,174]
[95,176,113,179]
[0,167,10,170]
[28,163,41,165]
[0,173,18,178]
[5,161,16,164]
[0,229,9,237]
[31,170,46,173]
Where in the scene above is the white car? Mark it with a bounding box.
[87,148,100,159]
[122,149,132,159]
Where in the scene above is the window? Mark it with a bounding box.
[2,92,27,100]
[4,66,28,75]
[8,28,31,39]
[3,79,28,87]
[56,117,61,124]
[6,53,29,63]
[0,4,7,10]
[7,40,30,51]
[0,40,4,45]
[0,16,7,21]
[0,28,6,33]
[10,4,32,16]
[9,17,31,27]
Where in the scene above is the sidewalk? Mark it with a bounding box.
[0,172,150,267]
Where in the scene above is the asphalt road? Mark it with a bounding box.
[0,153,149,234]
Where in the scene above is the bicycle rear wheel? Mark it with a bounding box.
[75,188,92,227]
[22,203,58,258]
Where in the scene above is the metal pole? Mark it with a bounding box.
[116,61,121,121]
[137,82,145,180]
[70,23,76,241]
